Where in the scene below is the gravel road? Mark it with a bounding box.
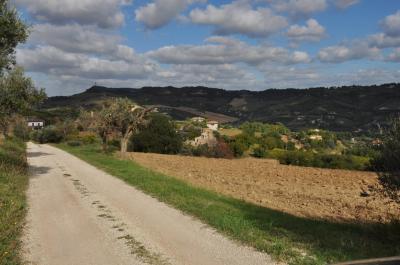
[23,142,275,265]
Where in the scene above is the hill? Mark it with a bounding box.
[44,83,400,132]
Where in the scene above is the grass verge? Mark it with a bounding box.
[57,143,400,265]
[0,138,28,265]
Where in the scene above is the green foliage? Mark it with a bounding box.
[130,113,182,154]
[180,123,202,141]
[30,126,63,144]
[262,136,285,150]
[13,121,30,141]
[272,150,369,170]
[0,68,46,136]
[67,140,82,147]
[371,118,400,202]
[0,0,28,73]
[253,146,268,158]
[240,122,290,136]
[0,138,28,265]
[229,140,247,157]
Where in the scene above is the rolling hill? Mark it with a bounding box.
[44,83,400,132]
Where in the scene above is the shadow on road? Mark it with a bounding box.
[29,165,52,176]
[27,152,53,158]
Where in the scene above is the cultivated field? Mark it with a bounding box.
[124,152,400,223]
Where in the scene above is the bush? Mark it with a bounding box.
[229,141,247,157]
[67,141,81,147]
[30,126,63,144]
[79,134,97,144]
[274,150,369,170]
[371,118,400,203]
[253,146,268,158]
[130,114,182,154]
[13,122,30,141]
[212,140,234,159]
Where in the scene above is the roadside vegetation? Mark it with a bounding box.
[57,142,400,265]
[0,138,28,265]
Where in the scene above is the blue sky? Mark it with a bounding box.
[12,0,400,95]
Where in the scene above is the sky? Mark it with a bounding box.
[11,0,400,96]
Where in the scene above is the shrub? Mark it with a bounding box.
[67,141,81,147]
[13,121,30,141]
[30,126,63,144]
[253,146,268,158]
[130,114,182,154]
[371,118,400,203]
[229,141,247,157]
[212,140,234,159]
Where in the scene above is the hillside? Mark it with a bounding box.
[44,83,400,132]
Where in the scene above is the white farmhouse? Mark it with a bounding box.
[206,120,219,131]
[191,117,205,123]
[27,118,45,130]
[188,128,217,147]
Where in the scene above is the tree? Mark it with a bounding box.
[0,68,46,137]
[0,0,28,73]
[78,108,114,151]
[95,98,153,153]
[0,1,45,137]
[371,118,400,203]
[130,113,182,154]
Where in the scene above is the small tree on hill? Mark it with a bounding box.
[371,117,400,203]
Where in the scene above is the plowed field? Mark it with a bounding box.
[124,152,400,223]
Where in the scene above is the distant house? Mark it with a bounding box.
[206,120,219,131]
[309,135,323,141]
[27,118,45,130]
[191,117,205,123]
[188,128,217,147]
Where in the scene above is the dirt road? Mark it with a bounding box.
[23,142,274,265]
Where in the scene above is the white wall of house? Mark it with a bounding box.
[28,122,44,128]
[207,122,218,131]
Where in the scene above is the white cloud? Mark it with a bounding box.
[189,1,287,37]
[13,0,131,28]
[318,42,381,63]
[17,46,156,80]
[29,24,122,54]
[368,33,400,49]
[271,0,327,18]
[334,0,359,9]
[135,0,204,29]
[380,10,400,37]
[287,19,326,43]
[147,36,310,65]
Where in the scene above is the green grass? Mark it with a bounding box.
[57,143,400,265]
[0,138,28,265]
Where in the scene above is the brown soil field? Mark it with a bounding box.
[123,152,400,223]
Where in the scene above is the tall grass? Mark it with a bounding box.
[58,143,400,265]
[0,138,28,265]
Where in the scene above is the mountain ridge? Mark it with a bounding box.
[44,83,400,132]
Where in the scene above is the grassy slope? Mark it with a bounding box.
[57,144,400,265]
[0,139,28,265]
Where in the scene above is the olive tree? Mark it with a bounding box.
[105,98,154,153]
[372,118,400,203]
[78,99,153,153]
